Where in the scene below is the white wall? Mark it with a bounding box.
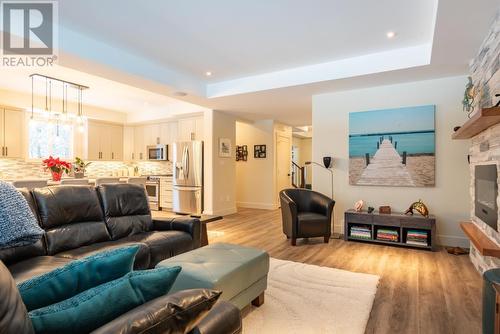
[312,75,471,247]
[236,120,277,209]
[203,110,237,216]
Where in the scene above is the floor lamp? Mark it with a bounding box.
[305,157,338,238]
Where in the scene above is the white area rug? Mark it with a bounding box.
[243,258,380,334]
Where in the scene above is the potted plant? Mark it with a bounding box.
[42,156,72,181]
[73,157,91,178]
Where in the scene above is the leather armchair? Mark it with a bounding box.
[279,188,335,246]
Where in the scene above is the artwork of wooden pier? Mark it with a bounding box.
[357,139,415,186]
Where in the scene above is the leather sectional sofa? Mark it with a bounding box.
[0,183,241,334]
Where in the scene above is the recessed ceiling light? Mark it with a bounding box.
[386,31,396,39]
[205,71,212,77]
[173,91,187,97]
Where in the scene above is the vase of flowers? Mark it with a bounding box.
[42,156,71,181]
[73,157,91,178]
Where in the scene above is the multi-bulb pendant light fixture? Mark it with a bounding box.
[30,74,89,133]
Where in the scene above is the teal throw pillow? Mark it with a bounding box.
[18,245,139,311]
[29,266,182,334]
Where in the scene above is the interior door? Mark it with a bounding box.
[3,109,23,158]
[276,135,291,202]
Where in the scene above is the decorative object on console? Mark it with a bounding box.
[404,199,429,218]
[349,105,435,187]
[379,206,391,214]
[218,138,232,158]
[42,156,71,181]
[254,145,266,158]
[367,206,374,213]
[235,145,248,161]
[354,200,364,212]
[73,157,91,178]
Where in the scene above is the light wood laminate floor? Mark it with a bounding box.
[204,208,482,334]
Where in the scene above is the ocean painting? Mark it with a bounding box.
[349,105,435,187]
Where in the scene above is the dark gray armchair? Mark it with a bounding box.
[279,189,335,246]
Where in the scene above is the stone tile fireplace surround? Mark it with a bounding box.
[467,9,499,273]
[469,124,500,273]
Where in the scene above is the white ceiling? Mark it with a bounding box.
[59,0,437,82]
[0,0,498,125]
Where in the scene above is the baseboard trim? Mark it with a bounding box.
[237,201,278,210]
[212,207,238,216]
[437,234,469,248]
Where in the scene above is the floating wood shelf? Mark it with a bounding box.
[460,222,500,257]
[452,107,500,139]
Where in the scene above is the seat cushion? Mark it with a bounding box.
[297,212,329,237]
[32,186,111,254]
[125,231,194,266]
[157,243,269,305]
[54,240,151,270]
[8,256,73,284]
[29,266,182,334]
[97,184,153,240]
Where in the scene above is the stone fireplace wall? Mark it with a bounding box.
[469,123,500,273]
[468,10,500,273]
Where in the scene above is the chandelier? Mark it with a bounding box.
[29,74,89,132]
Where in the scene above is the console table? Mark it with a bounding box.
[344,209,436,251]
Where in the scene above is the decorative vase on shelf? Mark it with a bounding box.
[51,171,63,181]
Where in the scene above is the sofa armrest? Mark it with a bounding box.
[153,217,201,248]
[189,301,242,334]
[91,289,221,334]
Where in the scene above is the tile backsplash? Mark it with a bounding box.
[0,158,172,180]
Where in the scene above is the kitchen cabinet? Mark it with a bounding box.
[0,108,23,158]
[159,176,173,209]
[123,126,135,161]
[178,117,203,141]
[87,121,123,161]
[134,126,146,160]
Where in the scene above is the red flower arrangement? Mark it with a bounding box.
[42,156,72,181]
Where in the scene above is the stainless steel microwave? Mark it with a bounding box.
[147,145,168,161]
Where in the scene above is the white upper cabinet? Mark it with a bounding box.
[178,117,203,141]
[134,126,145,161]
[123,126,135,161]
[2,108,23,158]
[87,121,123,161]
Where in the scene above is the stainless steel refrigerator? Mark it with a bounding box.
[172,141,203,215]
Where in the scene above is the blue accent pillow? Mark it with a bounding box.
[29,266,182,334]
[18,245,139,311]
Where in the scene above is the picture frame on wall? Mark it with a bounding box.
[254,144,266,158]
[236,145,248,161]
[219,138,232,158]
